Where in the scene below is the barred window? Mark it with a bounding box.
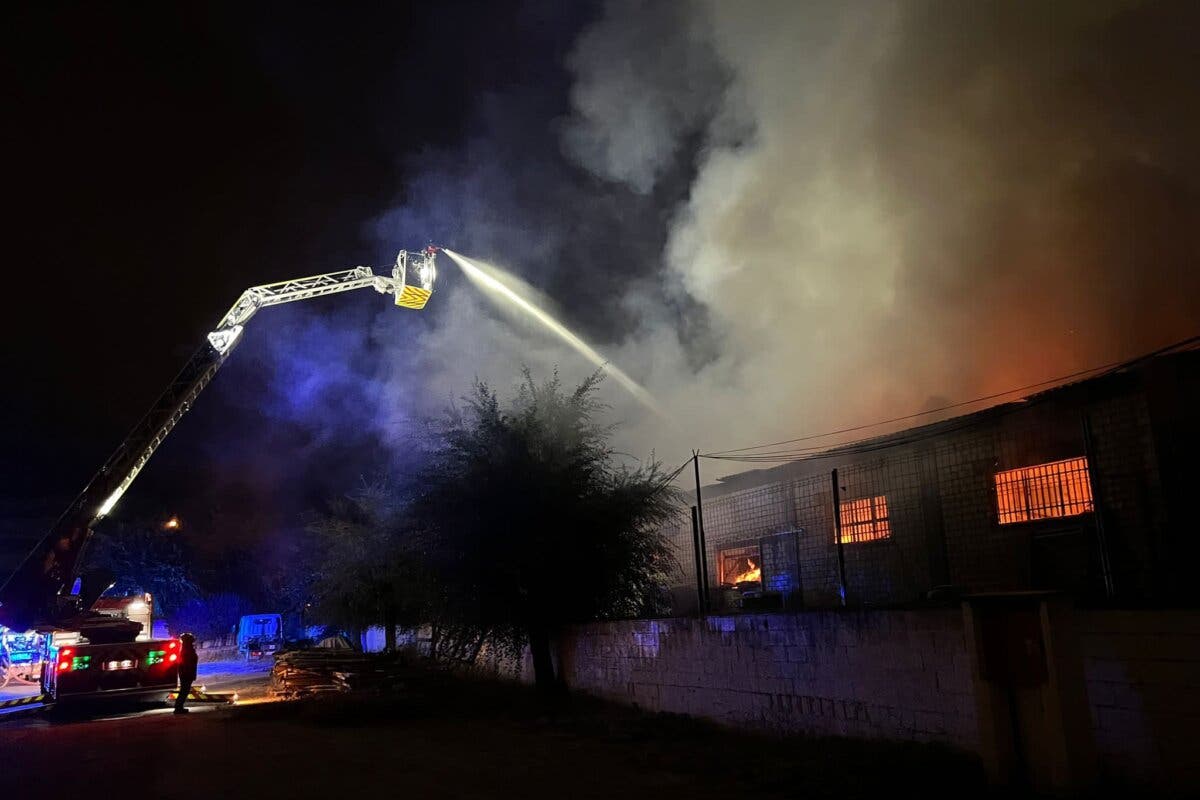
[718,545,761,586]
[838,495,891,543]
[994,456,1093,524]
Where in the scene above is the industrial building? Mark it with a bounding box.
[670,342,1199,615]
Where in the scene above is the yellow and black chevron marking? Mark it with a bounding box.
[395,285,432,310]
[0,694,49,711]
[167,689,234,703]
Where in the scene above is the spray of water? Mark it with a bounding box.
[443,249,661,414]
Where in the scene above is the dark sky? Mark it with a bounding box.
[1,1,599,568]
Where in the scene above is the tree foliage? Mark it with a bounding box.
[84,521,200,615]
[414,370,680,688]
[305,478,431,650]
[170,591,254,640]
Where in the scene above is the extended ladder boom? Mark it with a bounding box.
[0,248,437,631]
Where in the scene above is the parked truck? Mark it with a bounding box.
[237,613,284,661]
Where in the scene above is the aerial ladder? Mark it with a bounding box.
[0,248,438,660]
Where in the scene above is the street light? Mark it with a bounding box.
[161,516,181,532]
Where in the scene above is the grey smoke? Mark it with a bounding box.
[561,0,727,194]
[377,0,1200,475]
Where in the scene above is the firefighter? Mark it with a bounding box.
[174,632,199,714]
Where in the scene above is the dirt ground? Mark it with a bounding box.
[0,666,989,799]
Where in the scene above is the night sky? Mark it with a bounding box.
[4,1,1198,579]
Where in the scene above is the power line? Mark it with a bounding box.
[654,456,694,489]
[702,412,987,464]
[703,333,1199,461]
[704,363,1114,457]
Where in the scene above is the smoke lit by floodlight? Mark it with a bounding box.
[444,249,660,414]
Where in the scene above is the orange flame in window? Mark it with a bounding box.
[727,559,761,585]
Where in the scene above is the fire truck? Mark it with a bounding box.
[40,626,182,703]
[0,249,437,704]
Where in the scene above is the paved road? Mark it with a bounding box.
[0,658,273,727]
[0,678,40,702]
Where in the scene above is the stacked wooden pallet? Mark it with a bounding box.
[269,648,401,697]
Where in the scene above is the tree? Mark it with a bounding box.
[305,478,431,651]
[84,520,200,616]
[170,591,254,640]
[416,371,680,690]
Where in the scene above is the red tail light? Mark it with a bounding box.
[58,660,71,671]
[168,653,178,663]
[61,648,73,657]
[167,640,179,650]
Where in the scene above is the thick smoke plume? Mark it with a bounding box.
[563,0,1200,460]
[211,0,1194,491]
[371,0,1200,475]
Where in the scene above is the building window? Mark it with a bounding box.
[994,456,1093,525]
[838,495,891,543]
[717,545,761,587]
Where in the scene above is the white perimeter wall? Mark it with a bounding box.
[557,611,978,749]
[524,608,1200,791]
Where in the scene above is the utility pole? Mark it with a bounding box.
[691,506,705,615]
[693,450,711,614]
[832,468,848,607]
[1081,413,1116,599]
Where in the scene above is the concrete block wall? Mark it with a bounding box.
[836,458,933,605]
[1085,393,1164,597]
[198,645,240,662]
[1077,610,1200,790]
[463,607,1200,789]
[556,609,978,750]
[197,633,236,650]
[933,428,1013,592]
